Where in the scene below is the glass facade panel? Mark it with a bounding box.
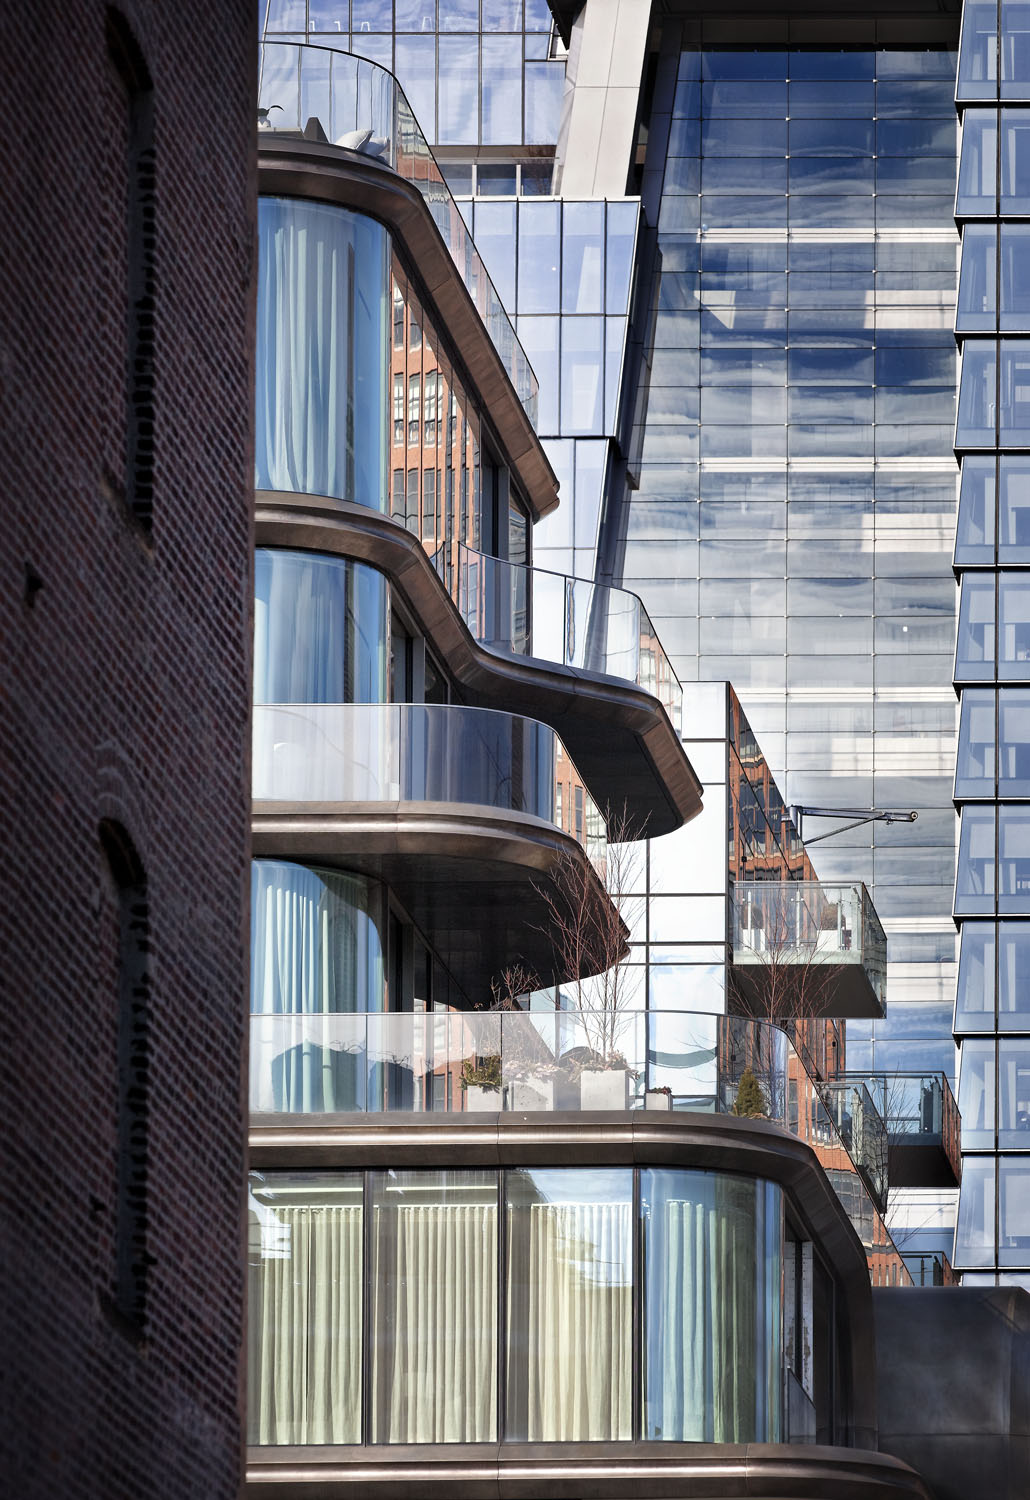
[1000,455,1030,558]
[1000,1157,1030,1261]
[955,1157,997,1267]
[1003,2,1030,98]
[999,1040,1030,1145]
[958,1037,997,1147]
[505,1168,632,1441]
[640,1170,782,1443]
[957,109,999,212]
[999,574,1030,676]
[256,198,390,507]
[371,1169,498,1442]
[956,687,997,796]
[248,1172,364,1443]
[956,805,997,914]
[1000,921,1030,1026]
[956,921,996,1033]
[957,341,998,448]
[959,1,999,99]
[956,574,997,680]
[956,456,996,563]
[958,224,998,331]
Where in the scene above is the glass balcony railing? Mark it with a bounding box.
[252,702,606,861]
[444,543,683,727]
[731,880,888,1017]
[901,1250,959,1287]
[817,1079,888,1214]
[248,1005,910,1285]
[842,1070,962,1186]
[258,41,537,422]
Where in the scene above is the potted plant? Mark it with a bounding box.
[461,1053,502,1111]
[576,1048,634,1110]
[645,1084,673,1111]
[731,1065,769,1119]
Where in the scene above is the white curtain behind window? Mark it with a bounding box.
[371,1203,498,1442]
[507,1201,632,1441]
[248,1203,363,1445]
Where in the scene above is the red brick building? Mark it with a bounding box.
[1,5,255,1495]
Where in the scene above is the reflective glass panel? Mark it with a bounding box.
[1003,2,1030,97]
[505,1168,632,1440]
[959,0,999,98]
[1000,1157,1030,1263]
[248,1172,364,1443]
[1000,921,1030,1027]
[955,1156,996,1267]
[958,1038,997,1147]
[999,689,1030,794]
[957,341,998,448]
[641,1170,782,1443]
[956,921,996,1033]
[999,805,1030,910]
[999,1041,1030,1146]
[955,574,996,680]
[956,688,996,797]
[957,110,998,213]
[999,575,1030,678]
[371,1169,498,1442]
[955,456,996,564]
[1002,110,1030,211]
[956,805,997,914]
[957,224,998,332]
[255,551,390,704]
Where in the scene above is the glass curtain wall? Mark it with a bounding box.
[954,0,1030,1285]
[622,32,959,1097]
[248,1166,786,1446]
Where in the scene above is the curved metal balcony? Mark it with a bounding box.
[248,1004,909,1287]
[257,40,536,424]
[252,702,616,998]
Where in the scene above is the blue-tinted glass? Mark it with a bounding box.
[520,160,553,194]
[876,80,959,116]
[1000,922,1030,1026]
[956,574,997,682]
[877,195,956,229]
[791,195,875,228]
[477,163,517,194]
[788,49,873,79]
[1000,457,1030,560]
[957,110,999,214]
[702,50,787,80]
[959,1038,997,1147]
[396,0,435,28]
[1002,2,1030,98]
[787,385,872,423]
[560,317,604,433]
[1000,806,1030,910]
[999,575,1030,680]
[702,118,786,155]
[789,119,873,155]
[672,80,702,120]
[523,0,551,25]
[523,33,548,59]
[876,48,957,81]
[668,117,701,154]
[264,0,305,26]
[959,0,1000,99]
[480,35,521,144]
[308,0,348,31]
[789,158,874,193]
[955,1156,996,1267]
[605,202,639,310]
[472,200,517,310]
[517,201,560,313]
[956,805,997,914]
[702,82,787,117]
[787,308,874,346]
[877,156,958,194]
[1000,342,1030,445]
[349,32,392,66]
[352,0,393,28]
[788,348,873,384]
[1001,225,1030,329]
[439,0,478,30]
[958,224,998,332]
[395,35,436,138]
[703,157,786,193]
[876,117,957,155]
[525,61,562,145]
[516,316,558,430]
[482,0,521,26]
[956,921,996,1033]
[788,81,873,117]
[956,456,997,564]
[957,688,997,797]
[702,348,785,384]
[1001,111,1030,211]
[957,342,998,448]
[438,36,478,143]
[701,305,785,344]
[701,195,787,229]
[665,157,701,194]
[999,1157,1030,1261]
[999,690,1030,795]
[659,196,701,234]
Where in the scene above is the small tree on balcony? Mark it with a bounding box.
[532,803,646,1067]
[731,1065,768,1118]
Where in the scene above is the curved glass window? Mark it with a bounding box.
[251,861,386,1111]
[505,1168,633,1441]
[256,197,389,508]
[642,1169,782,1443]
[255,550,389,705]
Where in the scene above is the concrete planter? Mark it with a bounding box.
[464,1085,502,1112]
[580,1069,630,1110]
[509,1077,555,1111]
[645,1091,673,1110]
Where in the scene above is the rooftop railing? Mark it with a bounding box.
[446,543,683,728]
[248,1005,910,1285]
[253,701,606,862]
[731,880,888,1017]
[258,40,537,422]
[818,1079,888,1213]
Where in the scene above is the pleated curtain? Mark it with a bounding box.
[250,863,382,1112]
[507,1201,632,1441]
[371,1203,498,1443]
[248,1204,363,1444]
[649,1194,758,1442]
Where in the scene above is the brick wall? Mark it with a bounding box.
[0,4,255,1495]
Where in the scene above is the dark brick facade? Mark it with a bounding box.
[0,4,255,1495]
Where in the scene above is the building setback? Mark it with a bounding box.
[2,4,255,1497]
